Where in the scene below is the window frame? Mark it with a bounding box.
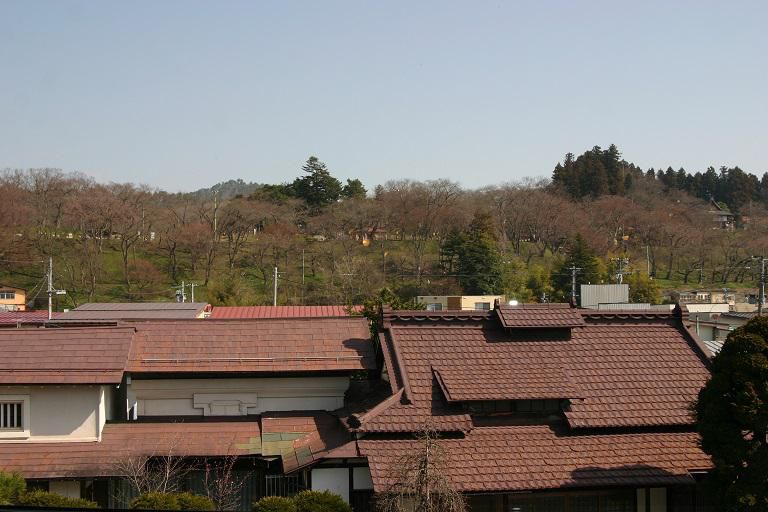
[0,395,30,439]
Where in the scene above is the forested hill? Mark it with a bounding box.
[552,144,767,214]
[1,148,766,310]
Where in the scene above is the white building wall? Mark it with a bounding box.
[312,468,349,503]
[128,377,349,417]
[0,385,102,442]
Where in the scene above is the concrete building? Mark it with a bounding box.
[417,295,505,311]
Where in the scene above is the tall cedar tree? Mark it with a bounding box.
[552,234,601,302]
[446,212,503,295]
[696,316,768,511]
[341,178,367,199]
[292,156,342,208]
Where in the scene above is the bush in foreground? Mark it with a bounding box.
[0,471,26,505]
[293,491,351,512]
[252,495,298,512]
[17,489,99,508]
[130,492,180,510]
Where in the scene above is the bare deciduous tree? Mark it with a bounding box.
[378,425,466,512]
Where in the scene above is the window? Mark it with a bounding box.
[0,291,16,300]
[426,303,443,311]
[474,302,491,310]
[0,401,23,430]
[0,395,30,438]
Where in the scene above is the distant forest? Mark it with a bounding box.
[1,145,766,309]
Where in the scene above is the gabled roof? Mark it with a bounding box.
[58,302,210,320]
[358,306,710,432]
[211,305,362,319]
[0,327,134,384]
[360,426,710,493]
[127,318,375,373]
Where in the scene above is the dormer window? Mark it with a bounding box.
[494,303,584,341]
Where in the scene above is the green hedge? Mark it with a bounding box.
[129,492,215,511]
[17,490,99,508]
[252,496,298,512]
[293,491,351,512]
[175,492,216,511]
[0,472,26,506]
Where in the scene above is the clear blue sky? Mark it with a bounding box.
[1,1,766,192]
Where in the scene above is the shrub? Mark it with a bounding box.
[175,492,216,511]
[129,492,180,510]
[0,471,26,505]
[294,491,351,512]
[253,495,298,512]
[17,489,99,508]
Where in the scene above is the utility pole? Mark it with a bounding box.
[213,188,219,234]
[175,281,187,302]
[569,265,582,306]
[612,257,629,284]
[273,266,278,307]
[759,257,766,316]
[47,257,66,320]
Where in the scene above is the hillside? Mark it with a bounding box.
[1,148,766,310]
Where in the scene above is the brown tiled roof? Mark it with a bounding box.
[262,412,351,472]
[127,318,375,373]
[361,308,710,432]
[495,303,585,328]
[211,306,362,319]
[360,425,711,493]
[0,421,262,479]
[0,327,134,384]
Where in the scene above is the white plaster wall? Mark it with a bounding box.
[0,386,101,442]
[49,481,81,499]
[128,377,349,417]
[312,468,349,503]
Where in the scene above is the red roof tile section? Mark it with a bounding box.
[0,327,134,384]
[0,421,262,479]
[360,425,711,493]
[127,318,375,373]
[0,311,54,326]
[495,303,585,328]
[359,307,710,432]
[211,306,362,319]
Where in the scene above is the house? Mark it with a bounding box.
[707,199,735,230]
[686,311,756,354]
[352,303,713,512]
[210,305,363,319]
[0,284,26,312]
[417,295,506,312]
[56,302,212,321]
[0,318,376,509]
